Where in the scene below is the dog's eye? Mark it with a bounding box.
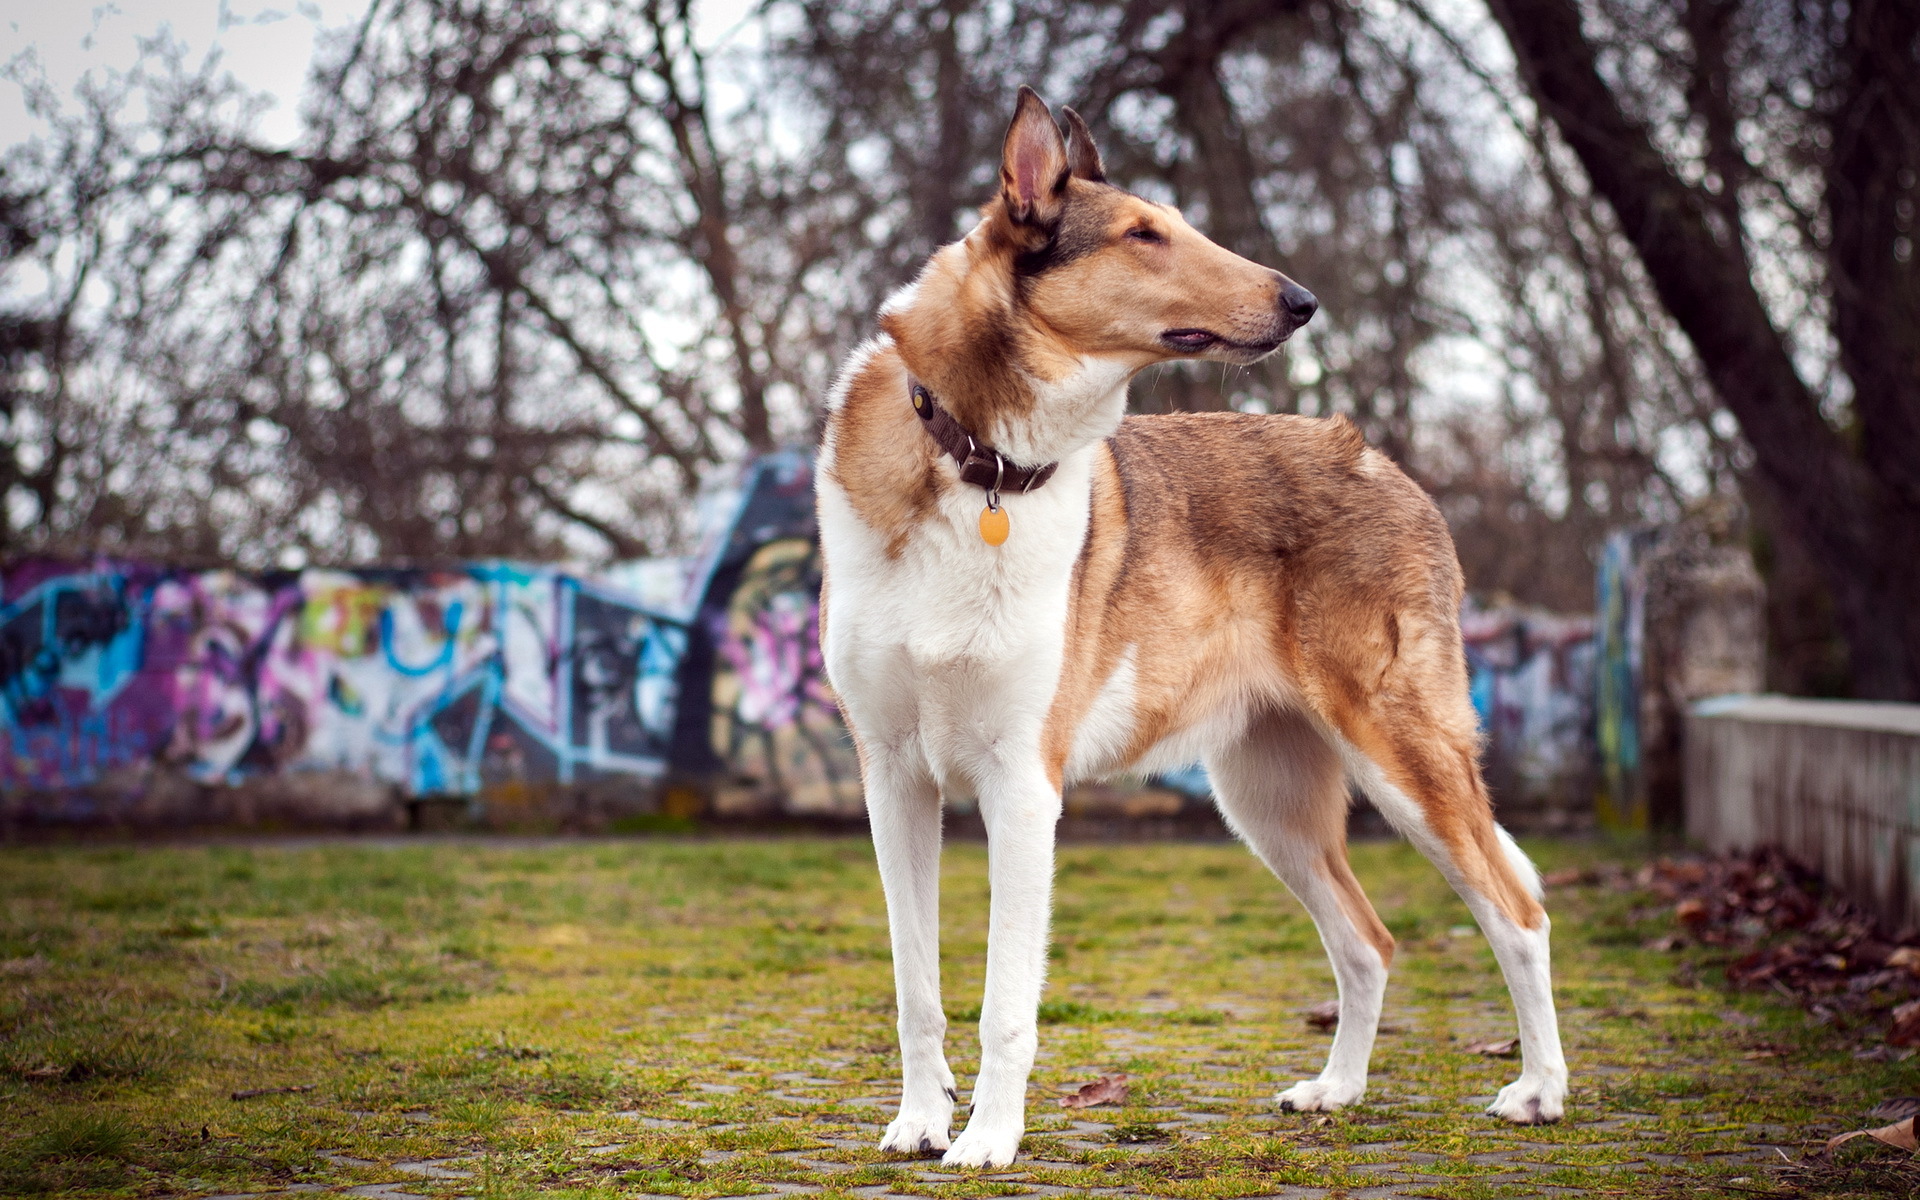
[1125,226,1164,244]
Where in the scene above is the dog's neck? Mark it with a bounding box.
[877,234,1134,469]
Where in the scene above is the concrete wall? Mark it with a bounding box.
[1686,695,1920,930]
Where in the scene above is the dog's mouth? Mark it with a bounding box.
[1159,328,1288,359]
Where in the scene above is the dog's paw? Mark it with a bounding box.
[1275,1077,1365,1113]
[1485,1073,1566,1125]
[941,1123,1020,1169]
[880,1110,952,1156]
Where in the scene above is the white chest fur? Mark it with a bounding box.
[819,446,1097,796]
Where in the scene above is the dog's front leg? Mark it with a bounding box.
[867,747,956,1154]
[944,772,1061,1169]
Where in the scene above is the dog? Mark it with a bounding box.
[815,87,1567,1170]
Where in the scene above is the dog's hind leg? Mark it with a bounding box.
[1339,710,1568,1124]
[863,739,957,1154]
[1206,709,1394,1113]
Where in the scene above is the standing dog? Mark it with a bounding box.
[816,87,1567,1169]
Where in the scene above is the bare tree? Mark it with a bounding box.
[778,0,1720,611]
[1482,0,1920,698]
[2,0,852,565]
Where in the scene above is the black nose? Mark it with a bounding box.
[1280,282,1318,324]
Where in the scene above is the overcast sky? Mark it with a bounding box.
[2,1,756,149]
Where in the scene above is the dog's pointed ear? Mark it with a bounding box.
[1000,86,1070,229]
[1060,106,1105,183]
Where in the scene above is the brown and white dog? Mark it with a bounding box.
[816,87,1567,1169]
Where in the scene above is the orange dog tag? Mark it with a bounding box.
[979,504,1010,546]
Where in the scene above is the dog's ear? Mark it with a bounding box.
[1000,86,1070,230]
[1060,106,1105,183]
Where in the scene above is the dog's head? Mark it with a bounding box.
[988,86,1315,368]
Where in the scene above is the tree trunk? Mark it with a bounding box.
[1484,0,1920,699]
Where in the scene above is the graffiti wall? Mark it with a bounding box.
[2,448,1622,830]
[667,452,862,818]
[1461,604,1597,824]
[1,560,686,815]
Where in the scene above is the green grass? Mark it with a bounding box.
[0,834,1913,1198]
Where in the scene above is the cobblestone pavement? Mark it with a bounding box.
[5,838,1913,1199]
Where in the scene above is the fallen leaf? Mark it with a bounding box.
[1541,868,1585,888]
[1825,1114,1918,1155]
[230,1084,316,1101]
[1890,999,1920,1047]
[1304,1000,1339,1031]
[24,1065,65,1080]
[1740,1048,1785,1061]
[1462,1037,1519,1057]
[1888,946,1920,974]
[1058,1073,1128,1108]
[1869,1097,1920,1123]
[1675,897,1709,925]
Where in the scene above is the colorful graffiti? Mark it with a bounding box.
[1,447,1615,827]
[653,451,861,817]
[1593,529,1650,830]
[1461,604,1597,819]
[707,536,860,815]
[0,560,687,804]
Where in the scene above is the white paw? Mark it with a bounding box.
[879,1109,952,1155]
[941,1123,1021,1169]
[1276,1077,1365,1113]
[1485,1073,1566,1124]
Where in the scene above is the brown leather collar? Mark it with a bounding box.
[908,376,1058,496]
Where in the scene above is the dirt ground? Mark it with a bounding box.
[2,834,1916,1198]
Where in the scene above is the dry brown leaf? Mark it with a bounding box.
[1541,868,1585,888]
[1889,999,1920,1047]
[1304,1000,1340,1031]
[1887,947,1920,974]
[1059,1073,1128,1109]
[1462,1037,1519,1057]
[1825,1114,1918,1155]
[1869,1097,1920,1123]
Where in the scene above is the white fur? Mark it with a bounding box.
[985,357,1134,468]
[1497,823,1546,901]
[1065,646,1137,781]
[1205,714,1386,1113]
[825,335,892,414]
[821,357,1126,1168]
